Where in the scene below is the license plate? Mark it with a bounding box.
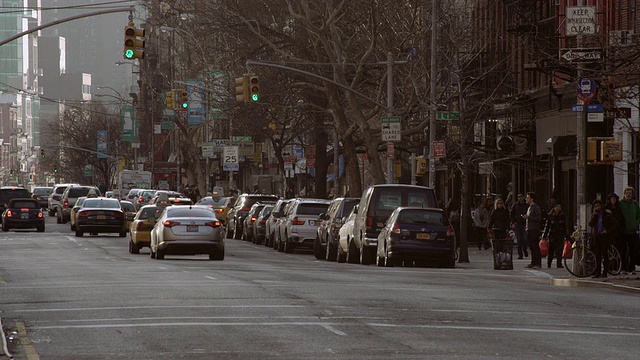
[97,215,106,220]
[416,233,430,240]
[21,213,29,219]
[187,225,198,232]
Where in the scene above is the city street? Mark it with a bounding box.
[1,216,639,359]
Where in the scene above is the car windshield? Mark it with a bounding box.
[375,189,435,211]
[83,199,120,209]
[11,200,39,208]
[197,197,228,206]
[340,200,359,216]
[76,198,86,207]
[243,196,278,208]
[398,210,445,226]
[69,187,100,197]
[0,189,31,202]
[121,202,136,212]
[139,206,161,220]
[33,188,52,196]
[297,203,329,216]
[167,207,214,218]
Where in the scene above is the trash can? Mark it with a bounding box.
[491,238,513,270]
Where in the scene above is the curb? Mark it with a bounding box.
[550,277,640,293]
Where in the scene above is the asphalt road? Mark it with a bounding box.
[1,216,639,359]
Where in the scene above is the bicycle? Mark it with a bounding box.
[564,227,622,277]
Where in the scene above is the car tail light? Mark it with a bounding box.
[291,217,305,225]
[53,194,61,200]
[214,208,223,214]
[20,208,30,212]
[6,210,13,217]
[37,211,43,218]
[205,220,222,228]
[138,197,144,203]
[163,220,180,227]
[136,222,151,231]
[250,216,257,223]
[111,211,124,218]
[79,211,91,217]
[446,225,455,237]
[63,200,69,207]
[366,216,373,227]
[392,222,402,235]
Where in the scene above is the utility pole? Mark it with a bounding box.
[428,0,438,189]
[575,0,587,228]
[386,52,395,184]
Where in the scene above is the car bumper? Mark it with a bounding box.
[387,244,454,260]
[131,231,151,245]
[4,218,45,229]
[77,224,126,233]
[157,240,224,255]
[363,236,378,247]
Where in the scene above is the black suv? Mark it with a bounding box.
[314,197,360,260]
[0,186,32,214]
[226,194,279,240]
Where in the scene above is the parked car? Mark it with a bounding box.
[314,197,360,260]
[57,185,101,224]
[265,199,290,249]
[337,204,359,263]
[120,200,137,231]
[352,184,438,265]
[69,196,88,232]
[278,198,330,254]
[226,194,279,240]
[129,205,163,254]
[375,207,455,268]
[242,203,267,242]
[149,205,224,260]
[75,197,127,237]
[196,195,234,224]
[1,198,45,232]
[31,186,53,209]
[0,186,32,215]
[253,205,273,245]
[274,201,296,252]
[48,183,79,216]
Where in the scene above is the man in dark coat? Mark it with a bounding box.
[589,199,619,278]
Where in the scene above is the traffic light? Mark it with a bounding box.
[248,74,260,102]
[123,22,145,60]
[164,90,175,109]
[587,137,623,163]
[235,74,248,103]
[53,164,59,173]
[29,174,33,182]
[415,156,427,175]
[179,90,188,109]
[40,148,45,158]
[9,169,13,178]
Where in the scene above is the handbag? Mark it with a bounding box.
[562,239,573,259]
[539,238,549,257]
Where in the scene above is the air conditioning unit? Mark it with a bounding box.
[610,30,635,47]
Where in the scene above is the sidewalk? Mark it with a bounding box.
[459,246,640,293]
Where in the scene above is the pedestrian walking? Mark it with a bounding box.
[619,187,640,274]
[589,199,619,278]
[488,198,510,241]
[523,192,542,269]
[510,193,529,259]
[543,202,569,268]
[473,201,490,250]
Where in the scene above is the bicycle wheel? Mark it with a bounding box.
[606,244,622,275]
[564,249,597,278]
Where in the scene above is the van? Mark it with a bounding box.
[351,184,438,265]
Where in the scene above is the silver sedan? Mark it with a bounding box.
[149,205,224,260]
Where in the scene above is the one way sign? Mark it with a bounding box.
[560,48,603,63]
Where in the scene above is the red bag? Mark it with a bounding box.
[562,239,573,259]
[539,238,549,257]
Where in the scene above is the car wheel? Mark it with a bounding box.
[70,223,76,231]
[225,225,234,239]
[264,234,270,247]
[129,240,140,254]
[384,254,397,267]
[347,238,360,264]
[48,208,56,217]
[284,236,295,254]
[2,223,8,232]
[376,253,385,267]
[156,249,164,260]
[336,244,347,263]
[56,212,62,224]
[37,225,45,233]
[209,250,224,260]
[75,230,83,237]
[234,222,242,240]
[326,237,337,262]
[150,248,156,259]
[313,237,325,259]
[119,231,126,238]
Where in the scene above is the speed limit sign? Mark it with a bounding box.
[223,146,239,171]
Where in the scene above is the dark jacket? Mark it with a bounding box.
[605,202,625,235]
[543,210,569,240]
[525,203,542,232]
[488,207,510,231]
[589,209,619,239]
[510,201,528,224]
[619,198,640,234]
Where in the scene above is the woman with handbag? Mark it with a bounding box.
[543,202,569,268]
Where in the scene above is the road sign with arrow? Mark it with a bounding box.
[560,48,603,63]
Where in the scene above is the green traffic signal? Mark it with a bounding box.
[251,93,259,102]
[124,49,135,59]
[182,102,188,108]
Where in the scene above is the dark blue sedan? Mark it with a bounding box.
[376,207,455,268]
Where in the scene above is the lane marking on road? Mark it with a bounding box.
[204,276,217,280]
[17,305,306,313]
[321,324,347,336]
[16,321,40,360]
[525,269,552,278]
[66,236,79,244]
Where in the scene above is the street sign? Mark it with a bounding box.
[436,111,460,120]
[223,146,239,171]
[560,48,603,62]
[386,142,394,158]
[566,6,597,36]
[432,140,446,158]
[202,143,214,158]
[576,78,596,103]
[604,107,631,119]
[587,113,604,123]
[571,104,603,112]
[381,116,401,142]
[232,136,252,142]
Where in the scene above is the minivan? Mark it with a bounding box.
[351,184,438,265]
